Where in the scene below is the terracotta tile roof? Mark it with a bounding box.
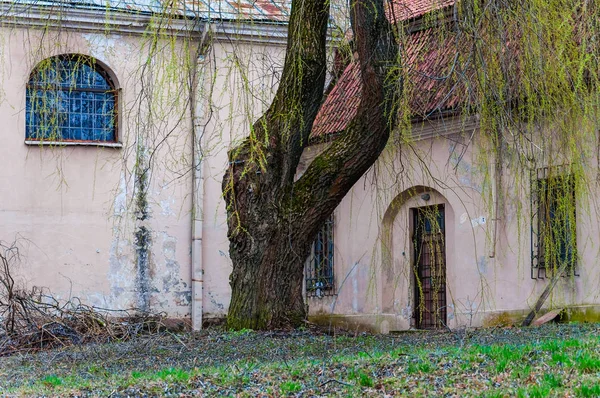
[403,27,466,118]
[312,61,362,138]
[386,0,455,22]
[312,5,466,139]
[6,0,452,25]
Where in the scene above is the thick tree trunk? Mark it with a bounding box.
[223,0,399,330]
[227,223,312,329]
[222,0,330,329]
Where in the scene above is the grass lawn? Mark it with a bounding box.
[1,323,600,397]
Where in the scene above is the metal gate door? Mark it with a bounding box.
[413,205,447,329]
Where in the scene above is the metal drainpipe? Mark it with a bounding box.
[191,25,210,331]
[489,134,502,259]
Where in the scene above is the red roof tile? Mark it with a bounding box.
[312,61,362,138]
[311,25,467,139]
[386,0,455,22]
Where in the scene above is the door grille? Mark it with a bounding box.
[414,205,447,329]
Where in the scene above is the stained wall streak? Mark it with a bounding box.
[134,146,152,312]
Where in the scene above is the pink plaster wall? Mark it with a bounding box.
[305,117,600,332]
[0,26,196,317]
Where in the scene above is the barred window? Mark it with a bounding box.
[26,55,117,143]
[306,215,334,297]
[531,166,577,279]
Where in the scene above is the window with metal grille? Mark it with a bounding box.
[306,215,334,297]
[531,166,577,279]
[26,55,117,143]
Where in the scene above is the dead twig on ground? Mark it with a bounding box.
[319,379,352,387]
[0,239,168,356]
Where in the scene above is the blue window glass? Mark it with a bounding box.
[26,55,117,142]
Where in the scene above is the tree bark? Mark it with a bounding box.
[223,0,399,330]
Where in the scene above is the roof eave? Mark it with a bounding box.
[0,1,296,43]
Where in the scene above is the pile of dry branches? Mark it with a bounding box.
[0,241,165,356]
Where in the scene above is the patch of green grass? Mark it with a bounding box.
[495,358,509,372]
[131,370,145,380]
[485,391,505,398]
[154,367,190,382]
[358,372,374,387]
[347,367,374,387]
[550,351,572,366]
[565,339,582,348]
[280,381,301,395]
[473,344,492,355]
[230,328,254,337]
[576,353,600,373]
[41,375,63,388]
[516,387,528,398]
[417,360,433,373]
[406,362,418,374]
[213,367,237,385]
[406,358,434,374]
[539,339,562,352]
[356,351,371,359]
[528,384,551,398]
[459,353,480,371]
[290,368,303,378]
[577,383,600,397]
[486,344,522,364]
[542,373,562,388]
[347,367,356,378]
[511,364,532,380]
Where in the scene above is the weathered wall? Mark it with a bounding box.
[197,38,287,320]
[3,18,597,331]
[304,120,486,331]
[305,117,600,332]
[0,25,197,317]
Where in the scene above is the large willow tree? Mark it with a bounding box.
[222,0,400,329]
[223,0,599,329]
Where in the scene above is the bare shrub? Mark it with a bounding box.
[0,240,166,356]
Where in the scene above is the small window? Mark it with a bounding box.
[306,214,335,297]
[531,166,577,278]
[26,55,117,143]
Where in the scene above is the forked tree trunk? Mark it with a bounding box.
[223,0,399,329]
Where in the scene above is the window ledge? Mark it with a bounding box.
[25,140,123,148]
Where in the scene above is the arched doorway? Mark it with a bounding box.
[380,186,453,331]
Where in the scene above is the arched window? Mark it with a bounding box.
[26,55,117,143]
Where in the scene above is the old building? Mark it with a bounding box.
[0,0,289,330]
[1,0,597,332]
[302,0,599,331]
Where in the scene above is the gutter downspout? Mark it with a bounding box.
[489,132,502,259]
[191,24,210,331]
